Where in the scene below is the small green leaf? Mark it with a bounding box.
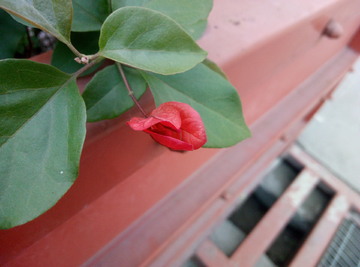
[83,64,147,122]
[0,9,27,59]
[202,58,228,80]
[99,7,207,75]
[72,0,109,32]
[0,0,73,44]
[51,31,103,76]
[112,0,213,39]
[140,63,251,148]
[0,59,86,229]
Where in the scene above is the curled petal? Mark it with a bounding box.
[144,123,181,139]
[127,104,181,131]
[127,101,207,151]
[149,104,182,130]
[149,132,194,151]
[168,102,207,149]
[127,116,168,131]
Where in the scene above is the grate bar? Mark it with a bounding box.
[331,231,359,264]
[330,223,357,267]
[289,195,350,267]
[230,169,318,266]
[196,239,235,267]
[318,217,360,267]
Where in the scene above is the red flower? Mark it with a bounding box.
[127,102,207,151]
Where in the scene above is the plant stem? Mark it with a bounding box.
[107,0,112,13]
[67,43,83,58]
[88,53,100,62]
[116,62,148,118]
[72,57,103,78]
[26,27,33,58]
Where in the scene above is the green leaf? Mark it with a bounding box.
[202,58,228,80]
[83,64,147,122]
[182,19,208,41]
[9,13,33,27]
[72,0,110,32]
[0,59,86,229]
[99,7,207,75]
[0,0,73,44]
[140,63,251,148]
[0,9,27,59]
[112,0,213,39]
[51,31,103,76]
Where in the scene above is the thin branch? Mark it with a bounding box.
[88,52,100,62]
[66,42,83,58]
[72,57,103,78]
[116,62,148,118]
[26,27,33,58]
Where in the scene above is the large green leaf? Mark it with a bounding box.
[9,13,34,27]
[72,0,109,32]
[112,0,213,39]
[83,64,147,122]
[51,31,103,76]
[0,59,86,229]
[0,0,72,44]
[99,7,207,75]
[140,63,251,148]
[0,9,27,59]
[182,19,208,41]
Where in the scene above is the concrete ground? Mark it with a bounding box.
[297,57,360,193]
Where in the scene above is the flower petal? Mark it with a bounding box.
[149,132,194,151]
[168,102,207,149]
[127,101,207,151]
[181,118,207,149]
[145,124,181,139]
[127,116,165,131]
[149,103,182,130]
[127,103,182,131]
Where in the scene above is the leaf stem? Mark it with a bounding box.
[107,0,112,13]
[88,53,100,62]
[72,57,103,78]
[116,62,148,118]
[67,42,83,58]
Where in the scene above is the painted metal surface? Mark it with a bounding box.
[200,0,360,125]
[196,239,237,267]
[1,0,360,266]
[83,48,359,267]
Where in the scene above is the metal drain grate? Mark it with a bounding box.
[318,214,360,267]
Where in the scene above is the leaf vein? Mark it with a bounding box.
[0,77,76,148]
